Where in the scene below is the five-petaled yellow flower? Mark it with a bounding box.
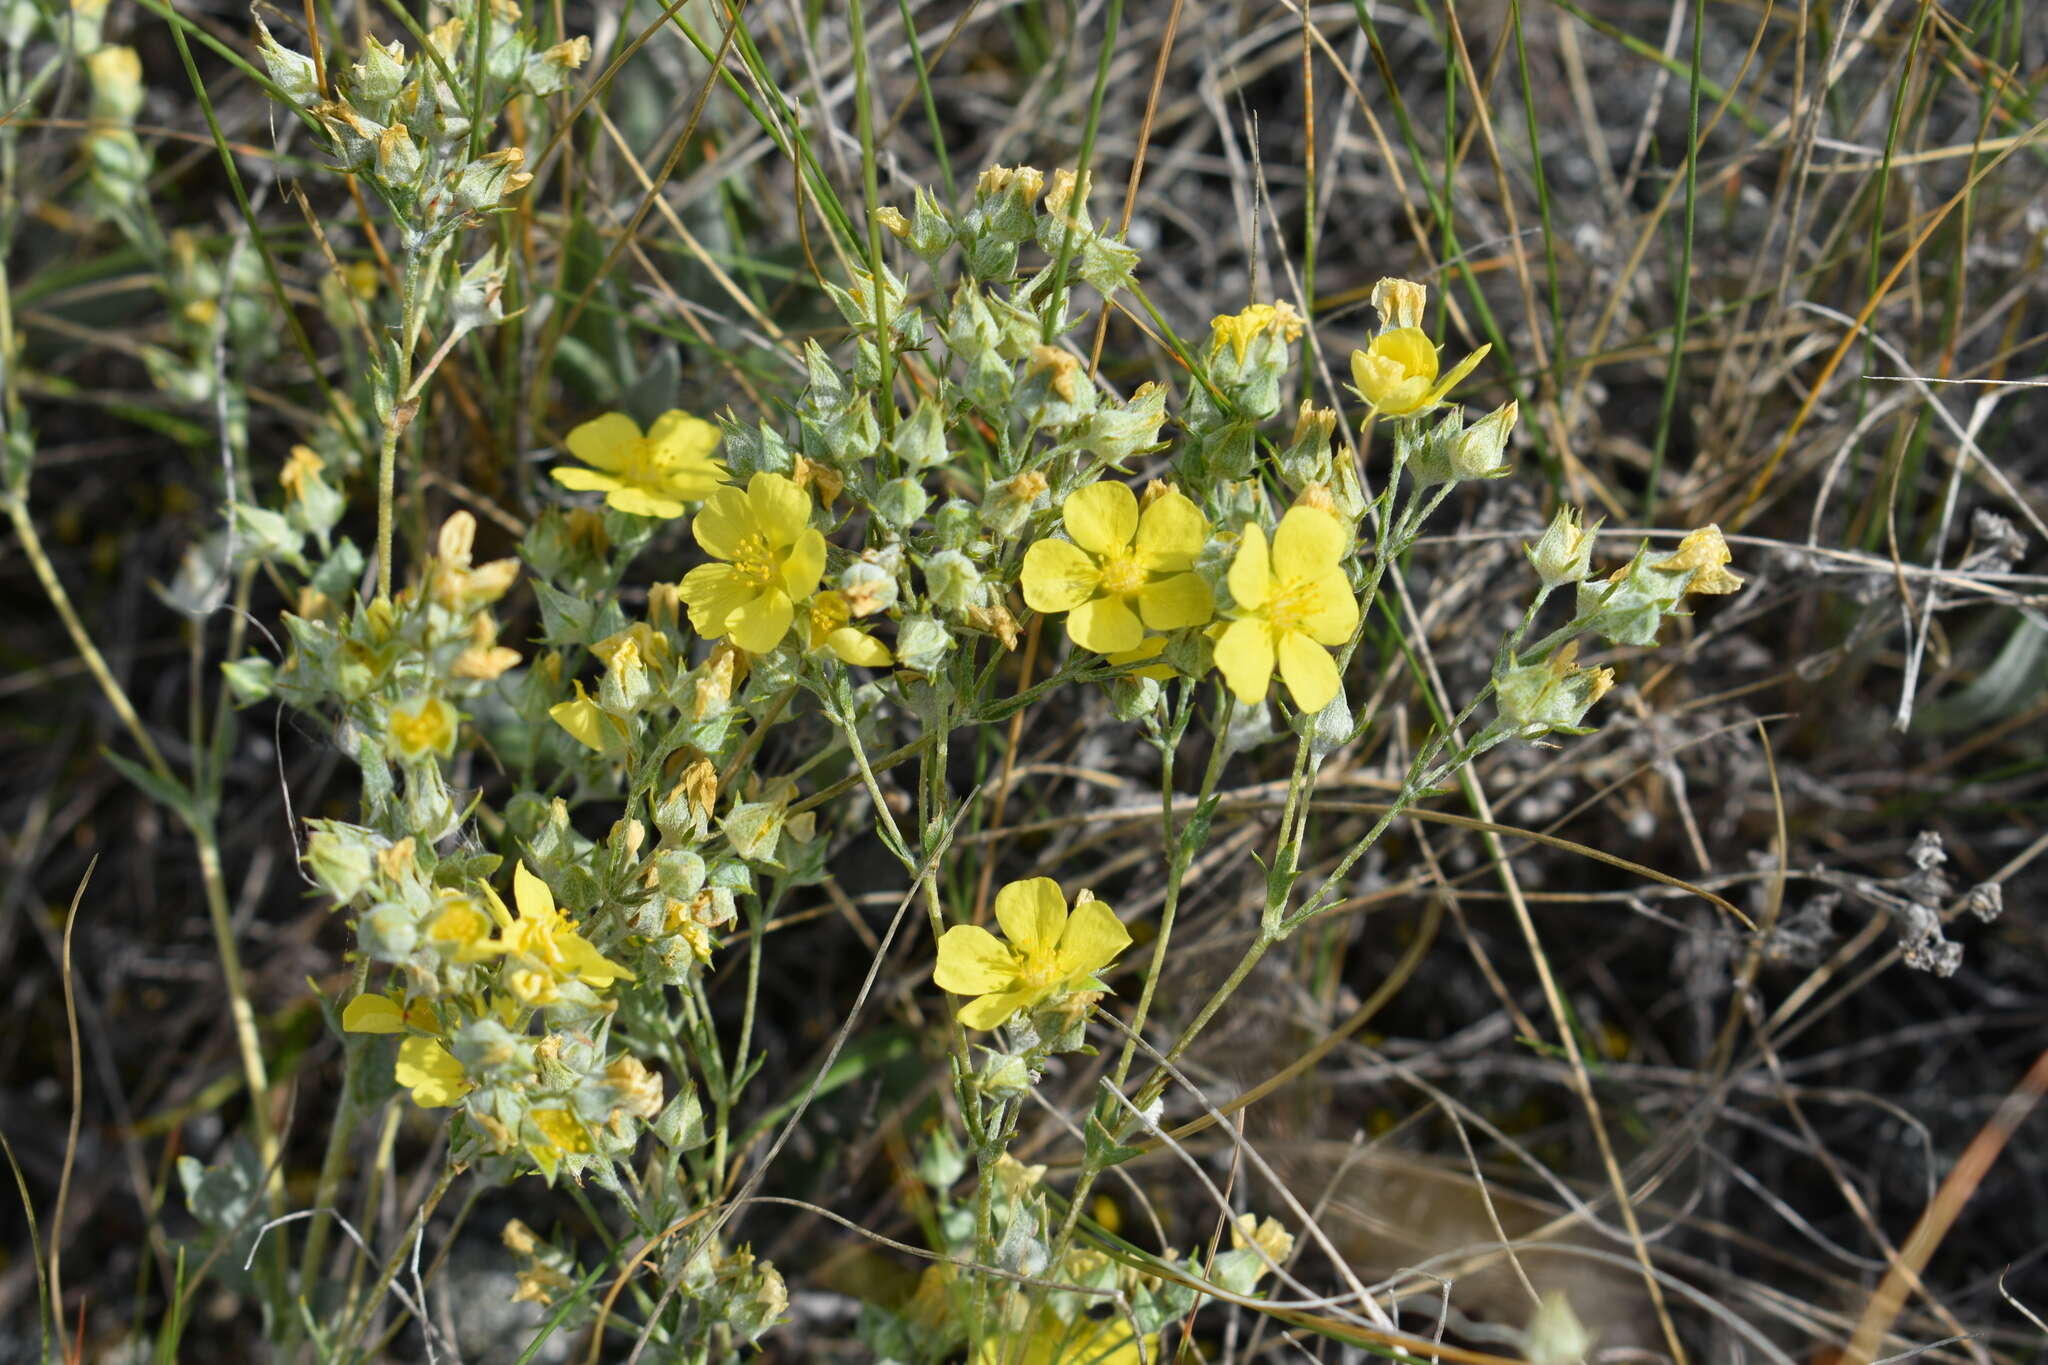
[680,473,826,654]
[1020,482,1213,654]
[933,877,1131,1030]
[551,409,727,518]
[1214,506,1359,712]
[1347,277,1488,418]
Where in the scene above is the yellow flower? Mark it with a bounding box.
[806,590,893,666]
[1655,524,1745,596]
[483,861,636,992]
[550,409,727,518]
[1210,301,1303,363]
[280,445,325,501]
[524,1107,594,1179]
[933,878,1131,1031]
[1214,507,1359,712]
[1020,482,1213,654]
[427,893,497,963]
[387,695,458,761]
[679,473,826,653]
[394,1037,470,1107]
[1346,278,1487,418]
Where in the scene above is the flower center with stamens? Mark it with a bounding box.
[731,533,780,589]
[1096,548,1146,598]
[1016,952,1060,990]
[620,437,660,485]
[1265,576,1319,634]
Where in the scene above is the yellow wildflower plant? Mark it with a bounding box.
[933,877,1131,1030]
[1020,481,1213,654]
[550,409,727,518]
[1214,506,1359,712]
[1347,277,1488,418]
[805,589,893,666]
[679,472,827,653]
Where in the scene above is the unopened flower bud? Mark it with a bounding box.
[893,615,952,673]
[349,37,406,112]
[254,21,321,105]
[1496,642,1614,738]
[982,470,1048,539]
[1446,399,1516,480]
[874,475,930,530]
[375,123,422,184]
[448,147,530,213]
[1526,506,1598,589]
[923,549,985,613]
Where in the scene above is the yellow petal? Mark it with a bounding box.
[1136,572,1213,631]
[647,409,720,461]
[993,877,1068,961]
[1276,631,1341,712]
[564,412,641,471]
[1228,523,1271,610]
[1067,594,1144,654]
[549,683,620,754]
[781,527,827,599]
[958,987,1038,1032]
[342,994,405,1034]
[396,1037,469,1107]
[826,627,892,667]
[550,466,624,494]
[560,932,636,987]
[1298,569,1360,645]
[1055,895,1131,981]
[1214,617,1275,704]
[1419,343,1489,410]
[1133,488,1208,571]
[514,861,556,924]
[691,486,752,560]
[1272,505,1345,578]
[934,924,1019,995]
[1062,482,1138,557]
[1022,538,1101,612]
[680,563,753,638]
[729,589,794,653]
[605,485,686,519]
[746,471,812,546]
